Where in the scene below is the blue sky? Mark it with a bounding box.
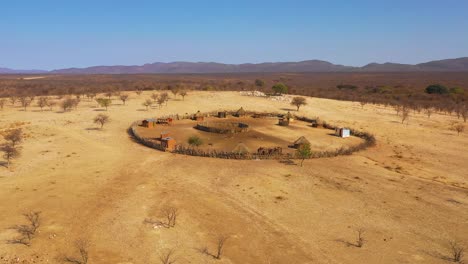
[1,0,467,70]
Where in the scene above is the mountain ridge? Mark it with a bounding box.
[2,57,468,74]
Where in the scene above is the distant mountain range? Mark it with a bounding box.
[2,57,468,74]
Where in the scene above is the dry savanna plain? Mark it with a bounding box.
[0,91,467,263]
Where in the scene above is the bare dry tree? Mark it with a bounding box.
[461,105,467,123]
[64,239,89,264]
[37,97,49,111]
[159,248,176,264]
[215,235,229,259]
[200,234,229,260]
[157,96,166,109]
[401,107,410,124]
[453,123,465,136]
[120,94,129,105]
[10,96,18,106]
[151,93,159,102]
[355,228,365,248]
[3,128,23,146]
[424,108,433,118]
[19,96,32,111]
[393,105,402,116]
[0,98,6,110]
[1,143,20,167]
[144,206,178,228]
[93,114,110,129]
[47,100,57,111]
[8,211,41,246]
[449,240,464,263]
[359,101,367,109]
[164,207,178,228]
[142,99,153,110]
[135,88,143,96]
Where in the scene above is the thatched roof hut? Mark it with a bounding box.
[232,143,250,154]
[235,107,246,117]
[195,110,203,117]
[293,136,310,148]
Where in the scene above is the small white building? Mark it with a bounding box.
[335,127,350,138]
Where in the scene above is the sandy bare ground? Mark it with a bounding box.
[0,91,467,263]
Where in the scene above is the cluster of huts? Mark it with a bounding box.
[138,107,351,155]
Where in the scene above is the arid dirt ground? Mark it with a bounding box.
[0,91,467,263]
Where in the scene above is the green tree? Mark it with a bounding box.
[272,83,289,95]
[188,135,203,147]
[291,97,307,111]
[296,143,312,167]
[425,84,449,94]
[255,79,265,89]
[96,98,112,110]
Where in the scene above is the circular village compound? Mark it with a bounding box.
[130,108,376,160]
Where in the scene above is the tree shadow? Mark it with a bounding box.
[137,109,148,111]
[419,249,453,262]
[335,239,359,248]
[93,109,107,112]
[279,159,296,166]
[0,161,8,168]
[85,127,100,131]
[280,108,296,111]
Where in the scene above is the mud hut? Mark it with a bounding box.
[218,111,227,118]
[232,143,250,154]
[292,136,310,149]
[335,127,350,138]
[161,137,176,151]
[194,110,204,122]
[235,107,246,117]
[141,118,156,128]
[278,117,290,126]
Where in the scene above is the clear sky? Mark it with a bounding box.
[1,0,467,70]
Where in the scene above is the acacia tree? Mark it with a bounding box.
[255,79,265,90]
[180,90,188,101]
[296,143,312,167]
[19,96,31,111]
[401,107,410,124]
[61,98,75,112]
[37,97,48,111]
[0,98,6,110]
[119,94,129,105]
[1,144,20,167]
[47,100,57,111]
[453,123,465,135]
[4,128,23,146]
[272,83,288,95]
[142,99,153,110]
[160,92,169,106]
[291,97,307,111]
[10,96,18,106]
[96,98,112,111]
[157,96,166,109]
[151,93,159,102]
[171,87,180,98]
[93,114,110,129]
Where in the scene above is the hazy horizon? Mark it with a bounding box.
[2,0,468,70]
